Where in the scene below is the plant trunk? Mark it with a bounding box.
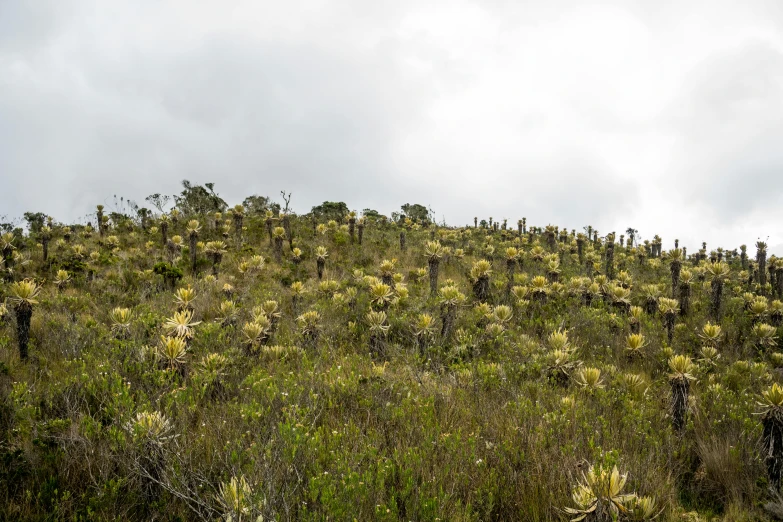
[234,216,243,247]
[473,276,490,302]
[665,313,675,345]
[15,305,32,360]
[189,234,197,273]
[605,245,614,280]
[763,409,783,489]
[671,260,681,297]
[670,377,690,432]
[284,216,293,251]
[305,331,320,351]
[274,237,283,263]
[161,222,168,247]
[679,283,691,317]
[440,305,456,340]
[2,247,14,273]
[369,334,384,359]
[428,258,439,295]
[140,444,165,504]
[505,259,515,300]
[417,335,428,358]
[211,254,221,277]
[266,219,273,245]
[711,279,723,320]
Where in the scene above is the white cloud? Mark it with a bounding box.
[2,0,783,253]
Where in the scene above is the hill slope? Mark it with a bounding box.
[0,207,780,521]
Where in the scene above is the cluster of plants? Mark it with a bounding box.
[2,190,783,520]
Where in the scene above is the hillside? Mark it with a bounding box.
[0,195,781,521]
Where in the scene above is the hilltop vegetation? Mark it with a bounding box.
[1,186,782,521]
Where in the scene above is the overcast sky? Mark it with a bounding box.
[2,0,783,253]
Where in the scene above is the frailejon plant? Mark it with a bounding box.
[297,310,322,350]
[504,247,518,299]
[216,474,258,522]
[368,281,393,311]
[315,246,328,280]
[629,306,643,334]
[1,232,16,275]
[678,268,693,316]
[470,259,492,302]
[174,285,197,312]
[754,323,778,350]
[366,310,389,358]
[232,204,244,247]
[378,258,397,288]
[40,226,51,262]
[706,261,730,320]
[160,215,169,247]
[216,300,239,327]
[758,241,768,288]
[348,211,357,244]
[9,278,41,360]
[563,462,659,521]
[574,367,604,392]
[658,298,679,345]
[425,241,444,295]
[669,248,683,297]
[699,322,722,348]
[265,210,275,245]
[272,226,286,262]
[242,321,266,355]
[412,313,435,357]
[668,355,696,432]
[625,333,648,359]
[759,383,783,489]
[186,219,201,273]
[164,309,201,340]
[53,269,71,291]
[438,284,465,341]
[205,240,228,276]
[127,410,175,502]
[259,300,282,331]
[109,307,133,339]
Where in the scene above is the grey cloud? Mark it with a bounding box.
[0,11,439,221]
[0,1,76,54]
[663,42,783,222]
[1,0,782,249]
[512,162,639,231]
[440,152,639,231]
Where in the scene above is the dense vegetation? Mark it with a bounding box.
[1,187,783,521]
